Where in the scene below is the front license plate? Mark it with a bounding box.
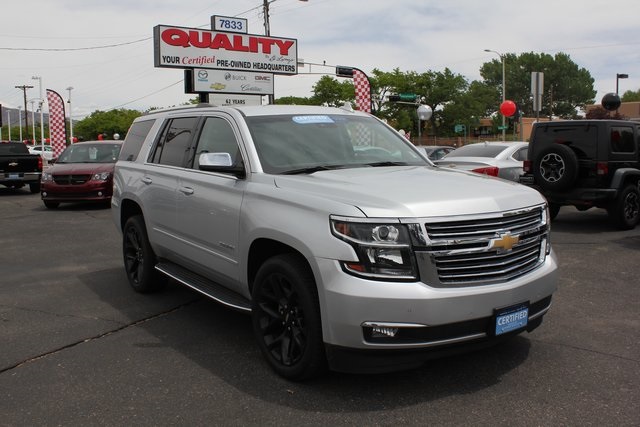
[495,303,529,335]
[9,173,20,180]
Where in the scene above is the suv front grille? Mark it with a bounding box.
[418,206,547,287]
[53,174,92,185]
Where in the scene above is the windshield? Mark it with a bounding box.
[57,143,122,164]
[244,114,428,174]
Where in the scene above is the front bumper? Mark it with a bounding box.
[314,251,558,372]
[41,182,113,202]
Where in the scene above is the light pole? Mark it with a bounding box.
[17,106,23,142]
[66,86,74,143]
[32,76,45,149]
[616,73,628,95]
[30,100,36,144]
[262,0,308,103]
[484,49,506,140]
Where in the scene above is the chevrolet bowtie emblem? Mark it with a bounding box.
[9,161,18,167]
[491,233,519,251]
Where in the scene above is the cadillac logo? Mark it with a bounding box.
[490,232,519,251]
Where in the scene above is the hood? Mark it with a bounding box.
[49,162,115,175]
[273,166,544,218]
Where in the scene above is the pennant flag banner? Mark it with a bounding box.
[352,69,371,113]
[46,89,67,158]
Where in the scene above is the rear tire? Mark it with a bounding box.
[251,254,326,381]
[608,184,640,230]
[548,203,561,220]
[122,215,167,293]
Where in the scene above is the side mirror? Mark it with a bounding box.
[198,152,245,178]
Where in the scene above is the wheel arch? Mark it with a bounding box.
[247,238,313,293]
[609,168,640,190]
[119,198,144,232]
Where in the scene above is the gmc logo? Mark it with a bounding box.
[255,76,271,81]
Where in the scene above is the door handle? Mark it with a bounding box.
[141,177,152,185]
[179,186,194,195]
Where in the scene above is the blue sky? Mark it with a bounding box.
[1,0,638,118]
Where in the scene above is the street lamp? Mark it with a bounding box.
[416,104,432,141]
[66,86,74,142]
[32,76,45,149]
[484,49,506,140]
[616,73,628,95]
[30,100,36,144]
[17,106,23,142]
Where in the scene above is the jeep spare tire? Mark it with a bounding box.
[533,144,579,192]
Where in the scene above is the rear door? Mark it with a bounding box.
[138,116,200,258]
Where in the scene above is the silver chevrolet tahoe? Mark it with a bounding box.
[112,104,558,380]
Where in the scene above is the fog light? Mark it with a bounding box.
[372,326,399,338]
[42,192,47,197]
[98,191,103,196]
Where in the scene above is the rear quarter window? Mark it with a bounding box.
[532,124,598,159]
[610,126,635,153]
[120,119,155,161]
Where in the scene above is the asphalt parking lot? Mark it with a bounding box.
[1,188,638,426]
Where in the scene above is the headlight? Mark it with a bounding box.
[92,172,111,181]
[41,172,52,182]
[330,217,417,280]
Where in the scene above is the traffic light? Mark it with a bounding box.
[388,94,418,102]
[336,66,354,78]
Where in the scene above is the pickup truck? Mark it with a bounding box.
[112,104,558,380]
[0,141,42,193]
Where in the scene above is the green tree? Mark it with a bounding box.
[621,89,640,102]
[274,96,315,105]
[74,109,142,141]
[311,75,354,107]
[480,52,596,119]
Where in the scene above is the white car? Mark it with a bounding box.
[434,141,529,182]
[28,145,55,161]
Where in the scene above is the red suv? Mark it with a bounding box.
[41,140,122,209]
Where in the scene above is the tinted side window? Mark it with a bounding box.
[120,119,155,161]
[610,126,635,153]
[191,117,241,169]
[150,117,198,167]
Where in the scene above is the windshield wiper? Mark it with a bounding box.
[363,161,410,167]
[281,164,350,175]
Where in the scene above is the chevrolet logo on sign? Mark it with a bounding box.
[490,233,519,251]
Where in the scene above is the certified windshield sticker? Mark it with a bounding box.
[292,115,334,124]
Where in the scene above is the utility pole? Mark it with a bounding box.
[15,85,33,142]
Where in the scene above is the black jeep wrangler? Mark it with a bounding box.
[520,120,640,229]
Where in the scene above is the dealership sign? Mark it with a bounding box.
[153,25,298,75]
[192,69,274,95]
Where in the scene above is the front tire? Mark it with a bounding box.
[122,215,167,293]
[43,201,59,209]
[608,184,640,230]
[251,254,326,381]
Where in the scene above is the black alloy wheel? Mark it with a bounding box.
[251,254,325,380]
[122,215,166,293]
[608,184,640,230]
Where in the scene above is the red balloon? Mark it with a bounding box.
[500,100,517,117]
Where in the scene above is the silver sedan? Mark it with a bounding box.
[434,141,529,182]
